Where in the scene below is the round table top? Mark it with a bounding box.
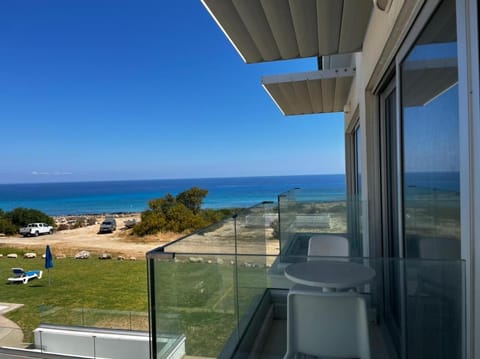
[284,260,376,289]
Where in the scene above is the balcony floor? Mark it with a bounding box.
[259,319,391,358]
[239,289,393,359]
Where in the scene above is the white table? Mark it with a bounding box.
[284,260,376,290]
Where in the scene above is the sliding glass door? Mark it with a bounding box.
[400,0,460,260]
[379,0,461,357]
[400,1,461,357]
[380,80,403,357]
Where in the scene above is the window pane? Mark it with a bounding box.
[401,0,460,260]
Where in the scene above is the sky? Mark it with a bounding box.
[0,0,345,184]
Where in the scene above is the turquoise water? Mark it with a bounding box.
[0,175,346,216]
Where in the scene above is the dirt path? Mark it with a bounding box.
[0,214,178,259]
[0,214,280,259]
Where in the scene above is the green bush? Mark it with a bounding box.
[133,187,234,236]
[149,193,176,213]
[176,187,208,214]
[0,217,17,235]
[6,207,55,228]
[133,210,167,236]
[166,203,209,233]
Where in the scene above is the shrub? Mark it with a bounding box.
[0,218,17,235]
[133,187,231,236]
[72,220,84,229]
[6,208,55,228]
[57,223,70,231]
[165,203,208,233]
[176,187,208,214]
[132,210,167,236]
[270,219,279,240]
[149,194,176,213]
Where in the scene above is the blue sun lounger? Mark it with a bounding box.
[7,267,43,284]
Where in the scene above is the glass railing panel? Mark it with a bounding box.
[38,307,148,331]
[147,246,465,359]
[234,201,275,255]
[147,201,279,359]
[278,189,366,259]
[278,189,297,255]
[156,201,276,257]
[233,202,275,336]
[148,252,238,358]
[234,254,269,336]
[147,196,464,359]
[159,216,237,255]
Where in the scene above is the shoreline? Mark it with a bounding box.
[53,212,141,223]
[0,175,348,217]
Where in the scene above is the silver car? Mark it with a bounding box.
[99,218,116,233]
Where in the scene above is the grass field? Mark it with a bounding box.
[0,248,148,342]
[0,247,268,357]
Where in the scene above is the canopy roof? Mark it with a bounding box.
[201,0,373,63]
[262,68,355,115]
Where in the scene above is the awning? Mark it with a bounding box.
[262,68,355,115]
[201,0,373,63]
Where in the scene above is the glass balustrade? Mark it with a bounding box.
[147,199,465,359]
[278,189,366,258]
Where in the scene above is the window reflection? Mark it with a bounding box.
[400,3,462,358]
[401,0,460,260]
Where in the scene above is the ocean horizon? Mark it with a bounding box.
[0,174,347,216]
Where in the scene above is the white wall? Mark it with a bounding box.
[34,327,152,359]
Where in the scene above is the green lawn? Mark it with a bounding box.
[0,249,268,357]
[0,251,148,341]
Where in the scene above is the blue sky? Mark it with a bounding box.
[0,0,345,184]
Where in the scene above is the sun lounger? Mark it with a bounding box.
[7,267,43,284]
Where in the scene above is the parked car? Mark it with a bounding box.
[19,223,53,237]
[99,218,116,233]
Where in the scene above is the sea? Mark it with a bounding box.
[0,174,346,216]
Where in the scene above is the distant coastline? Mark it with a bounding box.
[0,174,347,216]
